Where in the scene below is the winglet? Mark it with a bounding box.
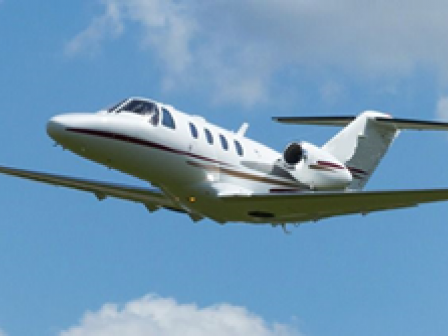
[237,123,249,136]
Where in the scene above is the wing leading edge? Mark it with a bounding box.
[221,189,448,223]
[0,165,180,212]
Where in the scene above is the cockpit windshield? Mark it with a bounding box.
[107,99,127,112]
[117,99,158,116]
[109,99,160,125]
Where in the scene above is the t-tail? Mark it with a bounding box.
[274,111,448,190]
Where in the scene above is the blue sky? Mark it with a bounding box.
[0,1,448,335]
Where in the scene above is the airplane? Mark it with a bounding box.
[1,96,448,229]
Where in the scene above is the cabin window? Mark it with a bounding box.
[205,128,214,144]
[189,123,198,139]
[234,140,244,156]
[161,108,176,129]
[219,134,228,151]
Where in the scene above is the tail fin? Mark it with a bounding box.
[274,112,448,190]
[322,112,398,189]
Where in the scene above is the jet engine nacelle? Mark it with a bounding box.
[281,142,352,190]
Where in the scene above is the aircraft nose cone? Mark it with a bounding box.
[47,115,64,140]
[47,113,87,143]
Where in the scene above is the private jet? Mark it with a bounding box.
[1,97,448,227]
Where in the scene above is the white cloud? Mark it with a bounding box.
[66,0,448,106]
[123,0,197,90]
[65,1,124,57]
[0,328,8,336]
[436,96,448,121]
[59,295,300,336]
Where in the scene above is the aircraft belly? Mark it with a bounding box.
[59,125,313,224]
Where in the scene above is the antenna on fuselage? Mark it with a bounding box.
[237,123,249,136]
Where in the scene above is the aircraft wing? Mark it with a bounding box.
[221,189,448,223]
[0,165,180,212]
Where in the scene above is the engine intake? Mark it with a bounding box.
[283,142,305,166]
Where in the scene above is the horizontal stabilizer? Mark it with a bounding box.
[273,116,355,126]
[273,115,448,130]
[375,117,448,130]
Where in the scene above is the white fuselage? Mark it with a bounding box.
[47,98,352,223]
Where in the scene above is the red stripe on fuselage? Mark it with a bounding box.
[67,127,228,167]
[317,160,345,170]
[347,166,367,175]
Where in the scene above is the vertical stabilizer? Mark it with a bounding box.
[322,111,399,190]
